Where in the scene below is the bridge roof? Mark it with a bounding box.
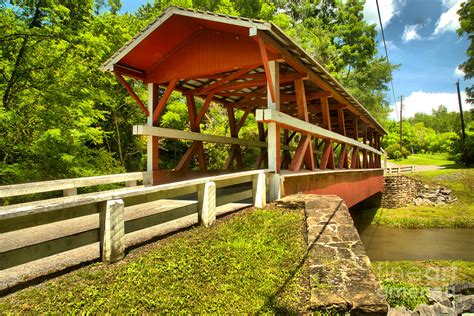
[101,6,387,135]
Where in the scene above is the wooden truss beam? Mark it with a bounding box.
[289,79,314,171]
[114,72,149,116]
[319,96,335,170]
[153,79,178,124]
[193,66,257,95]
[176,95,207,171]
[254,30,384,135]
[337,108,349,169]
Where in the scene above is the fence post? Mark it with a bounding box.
[63,188,77,197]
[411,166,415,172]
[268,173,281,202]
[99,199,125,263]
[253,172,266,208]
[197,181,216,227]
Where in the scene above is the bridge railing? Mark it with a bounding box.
[256,109,383,168]
[0,172,151,201]
[0,169,270,270]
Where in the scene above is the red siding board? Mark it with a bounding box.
[282,170,383,207]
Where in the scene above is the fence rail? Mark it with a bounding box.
[0,170,270,270]
[385,166,416,174]
[0,172,151,199]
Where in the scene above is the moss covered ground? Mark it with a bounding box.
[0,207,310,314]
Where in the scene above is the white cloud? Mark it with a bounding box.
[363,0,403,28]
[441,0,458,8]
[433,0,465,35]
[402,24,422,42]
[383,40,398,51]
[389,90,470,119]
[454,66,465,77]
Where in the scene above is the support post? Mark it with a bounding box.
[252,172,266,208]
[147,83,160,184]
[351,118,359,169]
[269,173,281,202]
[198,181,216,227]
[265,61,281,201]
[100,199,125,263]
[319,96,335,169]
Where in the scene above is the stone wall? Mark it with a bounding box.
[381,175,419,208]
[382,175,457,209]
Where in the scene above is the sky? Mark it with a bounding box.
[120,0,473,119]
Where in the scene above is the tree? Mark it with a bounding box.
[457,0,473,103]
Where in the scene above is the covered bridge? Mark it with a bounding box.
[100,6,386,207]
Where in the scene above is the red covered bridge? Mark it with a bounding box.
[100,6,386,208]
[0,6,388,283]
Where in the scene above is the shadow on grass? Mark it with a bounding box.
[258,199,344,313]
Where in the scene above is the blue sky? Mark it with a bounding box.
[121,0,472,118]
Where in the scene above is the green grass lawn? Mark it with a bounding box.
[369,168,474,228]
[388,153,457,166]
[0,208,310,314]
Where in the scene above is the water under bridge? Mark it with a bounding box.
[0,7,389,312]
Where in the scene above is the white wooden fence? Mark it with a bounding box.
[0,170,270,270]
[385,166,416,174]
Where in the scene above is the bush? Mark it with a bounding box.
[385,144,409,160]
[381,280,429,309]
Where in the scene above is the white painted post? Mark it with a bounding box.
[269,173,281,201]
[266,61,281,202]
[197,181,216,227]
[147,83,159,185]
[252,172,266,208]
[99,199,125,263]
[63,188,77,197]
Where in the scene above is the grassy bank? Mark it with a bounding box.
[373,260,474,289]
[373,261,474,309]
[0,208,310,313]
[388,153,457,166]
[369,168,474,228]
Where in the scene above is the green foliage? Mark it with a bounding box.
[0,208,310,313]
[388,153,456,166]
[1,0,397,184]
[384,106,471,160]
[457,0,473,103]
[381,280,429,310]
[385,143,409,160]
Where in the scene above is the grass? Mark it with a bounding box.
[374,261,474,309]
[373,261,474,289]
[388,153,457,166]
[0,207,310,314]
[365,168,474,228]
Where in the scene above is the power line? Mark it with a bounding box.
[376,0,399,121]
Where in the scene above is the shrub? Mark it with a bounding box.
[381,280,429,309]
[385,144,409,160]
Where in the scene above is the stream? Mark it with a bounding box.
[351,209,474,261]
